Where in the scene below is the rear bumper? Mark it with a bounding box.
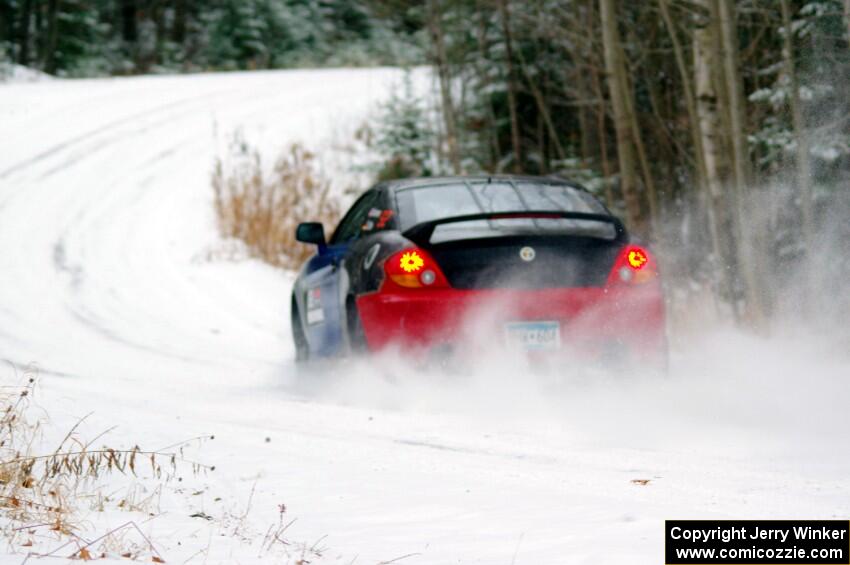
[355,285,665,362]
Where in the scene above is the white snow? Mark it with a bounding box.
[1,68,849,564]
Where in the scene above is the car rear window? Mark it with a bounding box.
[395,181,614,241]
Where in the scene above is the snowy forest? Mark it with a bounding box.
[0,0,425,72]
[3,0,849,328]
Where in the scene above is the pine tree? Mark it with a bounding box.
[51,0,110,76]
[374,71,439,180]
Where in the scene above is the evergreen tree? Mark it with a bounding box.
[374,71,439,180]
[51,0,110,76]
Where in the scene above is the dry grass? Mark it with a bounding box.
[0,365,211,558]
[0,365,324,561]
[212,136,341,269]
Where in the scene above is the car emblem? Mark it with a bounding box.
[519,246,536,262]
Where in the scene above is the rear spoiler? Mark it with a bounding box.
[403,211,627,246]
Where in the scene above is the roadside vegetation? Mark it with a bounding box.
[0,365,212,559]
[212,135,341,268]
[0,364,332,562]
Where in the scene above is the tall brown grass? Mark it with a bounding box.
[212,137,341,269]
[0,366,210,557]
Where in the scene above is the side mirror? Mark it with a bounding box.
[296,222,326,248]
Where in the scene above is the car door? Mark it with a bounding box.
[299,190,381,357]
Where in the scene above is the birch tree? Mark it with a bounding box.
[427,0,462,174]
[658,0,709,199]
[497,0,523,172]
[693,0,737,311]
[780,0,814,254]
[718,0,764,325]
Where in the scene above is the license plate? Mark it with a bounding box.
[503,321,561,351]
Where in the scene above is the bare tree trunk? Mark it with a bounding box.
[536,112,547,173]
[122,0,138,43]
[599,0,643,232]
[575,68,592,168]
[475,5,501,172]
[658,0,712,206]
[153,1,167,67]
[586,0,614,207]
[0,4,11,51]
[780,0,813,254]
[694,3,737,315]
[591,64,614,207]
[718,0,764,326]
[573,1,594,168]
[33,0,42,67]
[718,0,748,191]
[42,0,58,73]
[497,0,523,173]
[173,0,186,44]
[427,0,462,174]
[844,0,850,42]
[17,0,31,65]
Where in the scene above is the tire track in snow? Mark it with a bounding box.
[0,88,240,181]
[0,69,398,379]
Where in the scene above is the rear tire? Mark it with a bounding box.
[291,298,309,363]
[346,296,368,355]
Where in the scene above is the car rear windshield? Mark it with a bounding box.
[395,181,614,241]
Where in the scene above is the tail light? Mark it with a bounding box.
[383,248,449,289]
[607,245,658,286]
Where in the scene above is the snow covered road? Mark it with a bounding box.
[1,68,849,564]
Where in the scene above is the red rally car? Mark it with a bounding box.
[291,176,666,367]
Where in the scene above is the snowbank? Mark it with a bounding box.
[0,62,53,83]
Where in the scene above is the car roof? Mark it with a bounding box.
[376,175,592,194]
